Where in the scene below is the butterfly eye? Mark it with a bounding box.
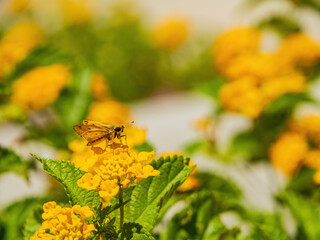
[115,127,121,131]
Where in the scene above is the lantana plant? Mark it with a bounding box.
[28,124,195,239]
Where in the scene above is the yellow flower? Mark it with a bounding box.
[261,71,306,103]
[304,150,320,169]
[290,115,320,146]
[314,170,320,184]
[59,0,93,25]
[87,100,130,124]
[213,26,261,75]
[269,132,308,176]
[31,201,95,239]
[222,53,282,81]
[278,33,320,69]
[11,64,71,111]
[0,20,43,79]
[219,77,264,118]
[76,147,159,207]
[4,0,30,13]
[153,14,189,51]
[90,72,109,100]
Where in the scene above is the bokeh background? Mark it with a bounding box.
[1,0,320,239]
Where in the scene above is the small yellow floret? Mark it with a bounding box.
[90,72,109,100]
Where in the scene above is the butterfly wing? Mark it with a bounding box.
[73,124,111,146]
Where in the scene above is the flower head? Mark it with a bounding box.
[76,147,159,207]
[278,33,320,69]
[31,201,95,239]
[270,132,308,176]
[90,72,109,100]
[11,64,71,111]
[153,14,189,51]
[219,77,264,118]
[213,26,261,74]
[87,100,130,124]
[0,20,43,79]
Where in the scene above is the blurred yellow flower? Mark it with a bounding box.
[153,14,189,51]
[270,132,308,176]
[31,201,95,239]
[278,33,320,69]
[261,71,306,103]
[76,147,159,207]
[59,0,93,25]
[213,26,261,74]
[222,53,281,81]
[87,100,130,124]
[290,115,320,146]
[219,77,264,118]
[90,72,109,100]
[4,0,30,13]
[304,150,320,169]
[11,64,70,111]
[0,21,43,79]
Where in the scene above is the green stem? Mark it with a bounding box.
[119,186,124,231]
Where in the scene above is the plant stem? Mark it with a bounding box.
[119,186,124,231]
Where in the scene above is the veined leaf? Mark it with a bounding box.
[32,154,100,210]
[0,146,35,178]
[123,155,195,232]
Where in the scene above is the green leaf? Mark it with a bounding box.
[54,68,92,131]
[0,198,43,240]
[32,154,101,210]
[22,205,43,240]
[0,146,35,178]
[279,191,320,240]
[257,15,301,37]
[134,142,155,152]
[264,93,311,115]
[197,172,242,200]
[183,140,207,156]
[196,77,225,100]
[123,155,195,232]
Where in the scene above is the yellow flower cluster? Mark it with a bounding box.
[270,115,320,182]
[76,147,160,207]
[11,64,71,111]
[87,100,130,124]
[0,20,43,80]
[90,72,110,100]
[59,0,93,25]
[31,201,95,239]
[214,26,320,118]
[161,152,199,192]
[153,14,189,51]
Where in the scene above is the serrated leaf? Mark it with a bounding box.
[32,154,100,210]
[0,146,35,178]
[280,191,320,240]
[123,155,195,232]
[54,68,92,131]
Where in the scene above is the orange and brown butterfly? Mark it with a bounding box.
[73,120,131,152]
